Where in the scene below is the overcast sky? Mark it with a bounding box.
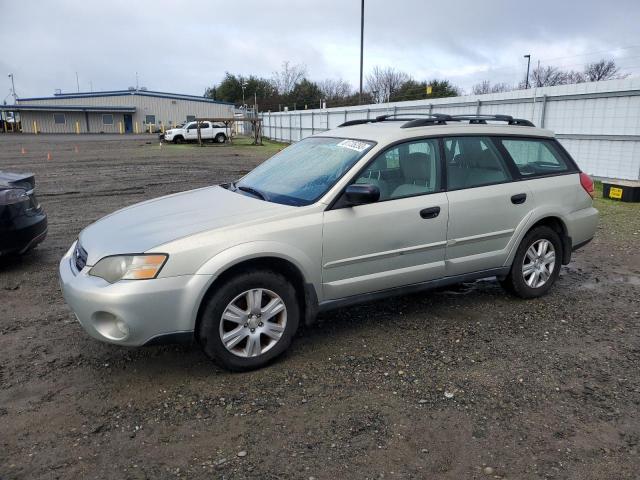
[2,0,640,100]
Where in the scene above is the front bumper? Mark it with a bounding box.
[58,242,212,346]
[0,211,47,256]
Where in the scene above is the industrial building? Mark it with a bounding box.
[1,89,234,134]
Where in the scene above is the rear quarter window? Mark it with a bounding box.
[500,138,570,177]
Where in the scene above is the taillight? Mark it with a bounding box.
[579,172,595,198]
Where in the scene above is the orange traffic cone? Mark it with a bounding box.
[47,152,52,161]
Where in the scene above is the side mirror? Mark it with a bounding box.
[344,184,380,206]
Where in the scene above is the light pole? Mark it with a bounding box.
[8,73,17,103]
[524,54,531,89]
[241,81,248,108]
[359,0,364,104]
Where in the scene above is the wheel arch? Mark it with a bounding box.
[194,251,320,340]
[508,215,571,266]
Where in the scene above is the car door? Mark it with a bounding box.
[322,138,448,300]
[185,122,198,140]
[200,121,213,139]
[444,136,532,276]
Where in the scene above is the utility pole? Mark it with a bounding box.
[242,82,248,108]
[75,72,80,93]
[524,54,531,89]
[8,73,17,103]
[359,0,364,104]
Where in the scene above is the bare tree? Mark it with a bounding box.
[583,59,627,82]
[365,66,410,103]
[318,78,353,101]
[472,80,512,95]
[530,65,567,87]
[271,61,307,95]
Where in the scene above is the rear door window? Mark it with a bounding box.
[499,138,570,177]
[444,136,511,190]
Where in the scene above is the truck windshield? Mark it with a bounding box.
[235,137,374,206]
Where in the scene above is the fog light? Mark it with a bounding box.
[92,311,130,341]
[115,319,129,336]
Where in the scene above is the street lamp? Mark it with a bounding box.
[359,0,365,104]
[8,73,17,102]
[241,81,248,108]
[523,55,531,89]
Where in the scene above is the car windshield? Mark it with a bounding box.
[235,137,374,206]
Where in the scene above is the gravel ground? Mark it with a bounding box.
[0,134,639,480]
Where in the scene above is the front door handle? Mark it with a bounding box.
[511,193,527,204]
[420,206,440,219]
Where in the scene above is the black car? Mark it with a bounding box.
[0,171,47,256]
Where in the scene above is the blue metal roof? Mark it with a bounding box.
[18,89,234,106]
[1,104,136,113]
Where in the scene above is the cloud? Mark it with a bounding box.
[1,0,639,98]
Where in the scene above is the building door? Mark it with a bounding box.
[124,114,133,133]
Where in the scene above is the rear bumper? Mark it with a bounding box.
[566,206,599,248]
[0,212,47,255]
[58,242,212,346]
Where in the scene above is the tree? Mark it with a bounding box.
[205,73,275,106]
[472,80,512,95]
[530,65,567,87]
[583,59,627,82]
[365,66,410,103]
[288,79,323,108]
[271,61,307,95]
[318,78,353,102]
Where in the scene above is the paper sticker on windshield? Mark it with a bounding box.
[337,139,370,152]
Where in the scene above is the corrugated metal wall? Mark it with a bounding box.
[18,92,233,133]
[261,78,640,181]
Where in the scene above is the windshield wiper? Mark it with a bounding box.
[237,185,269,201]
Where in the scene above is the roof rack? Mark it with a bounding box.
[447,114,535,127]
[337,112,535,128]
[338,113,452,128]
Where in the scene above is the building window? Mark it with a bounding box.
[53,113,66,124]
[102,114,114,125]
[145,115,156,124]
[186,115,196,122]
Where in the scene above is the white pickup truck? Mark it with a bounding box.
[163,121,228,143]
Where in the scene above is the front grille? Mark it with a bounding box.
[74,243,88,271]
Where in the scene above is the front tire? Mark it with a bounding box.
[197,270,300,371]
[215,133,226,143]
[500,226,562,299]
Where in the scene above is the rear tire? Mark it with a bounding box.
[500,226,562,299]
[197,270,299,371]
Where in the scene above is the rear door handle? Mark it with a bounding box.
[420,206,440,219]
[511,193,527,204]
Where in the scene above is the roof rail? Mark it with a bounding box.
[338,113,535,128]
[447,114,535,127]
[338,113,452,127]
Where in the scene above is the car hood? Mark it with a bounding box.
[79,186,292,265]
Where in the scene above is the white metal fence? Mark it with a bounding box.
[260,78,640,181]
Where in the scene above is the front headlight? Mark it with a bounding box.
[89,254,168,283]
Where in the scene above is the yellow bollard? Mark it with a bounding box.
[135,122,139,134]
[119,122,123,134]
[33,120,38,134]
[75,121,80,134]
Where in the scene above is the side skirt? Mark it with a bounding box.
[317,267,510,312]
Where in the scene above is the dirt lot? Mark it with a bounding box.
[1,133,639,480]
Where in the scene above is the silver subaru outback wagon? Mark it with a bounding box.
[59,114,598,371]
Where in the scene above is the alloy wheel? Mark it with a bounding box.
[219,288,287,358]
[522,239,556,288]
